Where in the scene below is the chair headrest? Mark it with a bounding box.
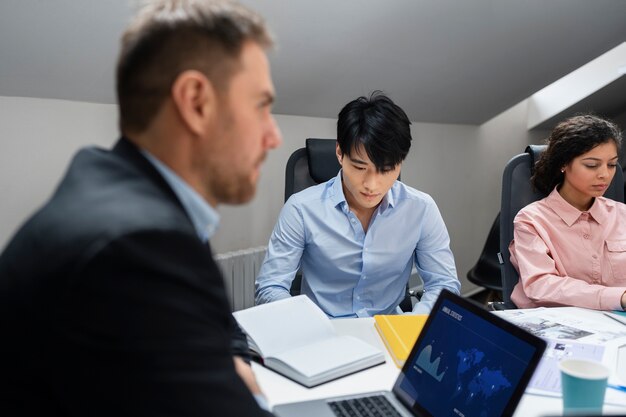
[525,144,547,174]
[306,138,341,183]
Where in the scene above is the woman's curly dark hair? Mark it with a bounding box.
[532,114,623,194]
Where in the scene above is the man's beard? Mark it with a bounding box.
[213,170,258,205]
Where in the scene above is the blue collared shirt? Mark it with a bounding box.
[255,171,460,317]
[141,151,220,242]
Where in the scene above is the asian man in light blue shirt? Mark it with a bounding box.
[256,92,460,317]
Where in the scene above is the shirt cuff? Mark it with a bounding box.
[411,300,433,315]
[600,286,626,311]
[254,393,270,411]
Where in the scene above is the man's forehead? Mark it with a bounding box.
[346,145,373,165]
[231,41,273,90]
[345,145,399,169]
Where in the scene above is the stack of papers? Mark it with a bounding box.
[493,307,626,406]
[604,310,626,326]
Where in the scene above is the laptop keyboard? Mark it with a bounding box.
[328,395,403,417]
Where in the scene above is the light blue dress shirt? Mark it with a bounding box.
[255,171,460,317]
[141,151,220,242]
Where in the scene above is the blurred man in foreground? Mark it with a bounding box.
[0,1,281,415]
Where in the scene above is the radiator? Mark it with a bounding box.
[215,246,267,311]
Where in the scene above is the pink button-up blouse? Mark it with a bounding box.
[510,188,626,310]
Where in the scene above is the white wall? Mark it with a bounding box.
[0,95,558,294]
[401,122,480,292]
[213,114,336,252]
[0,96,117,246]
[401,105,549,295]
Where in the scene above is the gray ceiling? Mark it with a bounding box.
[1,0,625,125]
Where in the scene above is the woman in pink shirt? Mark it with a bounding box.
[510,114,626,310]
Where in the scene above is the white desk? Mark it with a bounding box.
[253,307,626,416]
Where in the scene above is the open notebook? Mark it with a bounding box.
[274,290,546,417]
[233,295,384,387]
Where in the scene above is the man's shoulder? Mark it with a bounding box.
[3,143,194,267]
[288,177,337,207]
[63,143,190,230]
[392,181,436,206]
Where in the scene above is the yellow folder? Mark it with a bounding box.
[374,314,428,368]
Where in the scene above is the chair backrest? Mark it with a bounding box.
[284,138,340,202]
[499,145,624,308]
[285,137,402,202]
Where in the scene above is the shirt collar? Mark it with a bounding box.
[330,171,347,208]
[546,187,609,226]
[141,150,220,242]
[329,170,394,213]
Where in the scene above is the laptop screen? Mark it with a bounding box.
[392,291,545,417]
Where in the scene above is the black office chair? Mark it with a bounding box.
[285,138,402,200]
[284,138,418,311]
[466,212,503,301]
[284,138,341,203]
[498,145,625,309]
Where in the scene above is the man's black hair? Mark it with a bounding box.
[336,91,412,171]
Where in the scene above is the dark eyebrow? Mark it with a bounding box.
[581,155,619,161]
[348,156,368,166]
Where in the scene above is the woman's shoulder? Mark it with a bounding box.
[514,197,551,221]
[597,196,626,214]
[598,195,626,206]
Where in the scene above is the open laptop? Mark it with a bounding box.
[273,289,546,417]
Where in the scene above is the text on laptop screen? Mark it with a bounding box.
[394,298,538,417]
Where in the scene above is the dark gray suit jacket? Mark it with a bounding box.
[0,138,269,416]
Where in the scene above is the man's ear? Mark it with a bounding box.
[171,70,216,136]
[335,142,343,166]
